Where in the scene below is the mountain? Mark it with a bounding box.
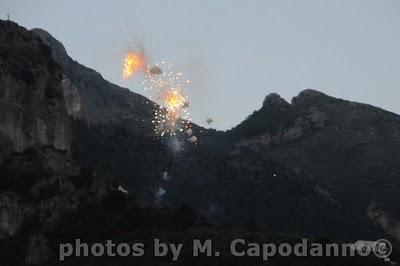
[0,20,397,265]
[229,90,400,242]
[30,22,400,242]
[29,27,348,238]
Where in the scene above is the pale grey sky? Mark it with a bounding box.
[2,0,400,129]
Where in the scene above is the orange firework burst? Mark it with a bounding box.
[122,52,145,79]
[164,89,186,111]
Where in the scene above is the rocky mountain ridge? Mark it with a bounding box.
[228,89,400,243]
[28,22,400,243]
[0,19,399,265]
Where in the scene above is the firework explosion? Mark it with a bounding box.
[123,54,196,142]
[143,61,193,138]
[122,51,146,79]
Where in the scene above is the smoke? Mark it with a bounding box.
[154,187,166,206]
[188,135,197,143]
[149,65,162,75]
[185,128,193,136]
[162,171,171,181]
[155,187,166,197]
[205,118,213,125]
[155,171,173,205]
[118,185,129,194]
[166,137,183,154]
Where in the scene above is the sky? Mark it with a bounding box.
[2,0,400,130]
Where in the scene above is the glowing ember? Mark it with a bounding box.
[122,52,144,79]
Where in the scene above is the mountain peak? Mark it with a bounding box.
[291,89,338,107]
[31,28,70,65]
[294,89,328,100]
[298,88,326,96]
[263,93,290,108]
[263,89,333,110]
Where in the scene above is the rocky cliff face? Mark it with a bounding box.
[61,77,81,118]
[0,20,71,154]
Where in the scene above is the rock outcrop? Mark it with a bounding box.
[263,93,290,109]
[0,20,71,153]
[61,77,81,118]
